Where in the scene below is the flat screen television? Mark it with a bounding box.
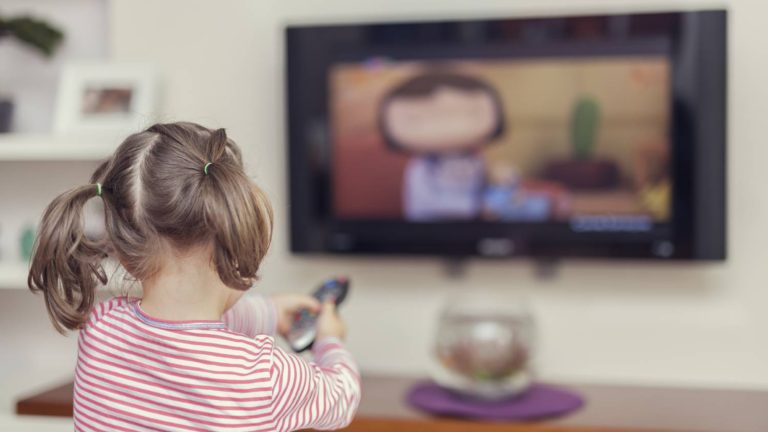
[286,10,726,260]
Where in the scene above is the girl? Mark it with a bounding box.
[28,122,361,431]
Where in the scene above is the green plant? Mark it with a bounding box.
[0,15,64,57]
[571,96,600,160]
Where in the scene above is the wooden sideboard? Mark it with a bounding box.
[16,375,768,431]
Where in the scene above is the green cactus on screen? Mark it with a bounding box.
[571,97,600,160]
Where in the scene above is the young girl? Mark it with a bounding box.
[28,122,361,431]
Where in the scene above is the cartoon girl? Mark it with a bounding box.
[378,72,506,221]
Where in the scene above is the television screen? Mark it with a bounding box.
[286,10,726,260]
[331,56,671,231]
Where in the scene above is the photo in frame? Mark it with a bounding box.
[54,62,158,134]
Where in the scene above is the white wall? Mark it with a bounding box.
[106,0,768,389]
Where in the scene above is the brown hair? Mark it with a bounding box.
[28,122,273,333]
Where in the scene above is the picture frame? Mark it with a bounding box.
[54,62,158,134]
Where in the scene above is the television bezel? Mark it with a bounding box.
[285,9,727,261]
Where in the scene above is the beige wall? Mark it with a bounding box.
[107,0,767,389]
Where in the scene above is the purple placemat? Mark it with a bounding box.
[406,381,585,421]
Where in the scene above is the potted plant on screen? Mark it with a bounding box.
[0,14,64,133]
[542,96,621,190]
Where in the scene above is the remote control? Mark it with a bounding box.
[286,277,350,352]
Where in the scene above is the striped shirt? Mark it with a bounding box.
[73,296,361,431]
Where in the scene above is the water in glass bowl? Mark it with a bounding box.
[431,297,536,399]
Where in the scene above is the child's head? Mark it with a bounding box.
[28,122,273,333]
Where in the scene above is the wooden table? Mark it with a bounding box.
[16,375,768,431]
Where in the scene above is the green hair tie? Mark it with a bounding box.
[203,162,212,175]
[95,183,103,196]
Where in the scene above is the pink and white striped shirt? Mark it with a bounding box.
[73,296,361,431]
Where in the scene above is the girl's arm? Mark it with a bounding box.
[222,294,278,337]
[226,294,359,429]
[223,293,321,338]
[270,338,361,431]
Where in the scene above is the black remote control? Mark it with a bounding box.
[286,277,350,352]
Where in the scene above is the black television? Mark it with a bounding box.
[286,10,726,260]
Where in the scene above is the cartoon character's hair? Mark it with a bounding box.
[28,122,273,333]
[378,72,506,151]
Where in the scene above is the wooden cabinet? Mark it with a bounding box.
[16,375,768,431]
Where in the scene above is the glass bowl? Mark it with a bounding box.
[431,297,535,399]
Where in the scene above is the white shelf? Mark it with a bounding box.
[0,133,121,161]
[0,262,28,290]
[0,260,129,291]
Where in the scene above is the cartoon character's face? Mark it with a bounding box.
[382,86,500,153]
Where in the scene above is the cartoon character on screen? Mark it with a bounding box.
[379,72,505,221]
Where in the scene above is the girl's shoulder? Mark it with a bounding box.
[84,296,138,327]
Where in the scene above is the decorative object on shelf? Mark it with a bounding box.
[430,295,535,399]
[407,381,584,421]
[20,224,36,262]
[420,296,585,421]
[0,14,65,133]
[54,62,158,135]
[0,99,12,133]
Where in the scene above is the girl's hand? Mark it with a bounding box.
[316,301,347,341]
[271,294,321,337]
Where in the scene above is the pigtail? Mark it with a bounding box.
[202,128,273,290]
[207,128,229,162]
[28,122,276,334]
[28,184,108,333]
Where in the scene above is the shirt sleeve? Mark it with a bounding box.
[269,337,362,431]
[221,294,278,338]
